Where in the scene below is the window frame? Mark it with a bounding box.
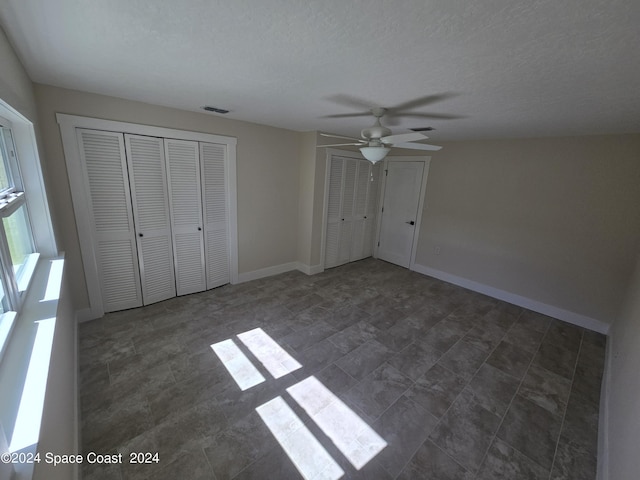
[0,98,56,363]
[0,117,38,312]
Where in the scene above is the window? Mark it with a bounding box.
[0,119,38,312]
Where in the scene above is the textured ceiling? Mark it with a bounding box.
[1,0,639,141]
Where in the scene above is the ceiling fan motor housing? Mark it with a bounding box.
[361,124,392,140]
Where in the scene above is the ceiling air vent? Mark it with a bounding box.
[202,106,229,114]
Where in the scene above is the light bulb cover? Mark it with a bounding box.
[359,146,390,164]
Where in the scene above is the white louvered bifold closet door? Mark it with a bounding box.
[338,158,357,265]
[164,139,206,295]
[124,134,177,305]
[350,160,371,261]
[363,163,381,257]
[78,129,143,312]
[325,157,345,268]
[200,142,230,289]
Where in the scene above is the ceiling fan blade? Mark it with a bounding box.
[398,112,465,120]
[393,142,442,151]
[381,132,428,144]
[325,94,377,110]
[321,112,372,119]
[320,133,363,142]
[390,93,458,112]
[316,143,364,148]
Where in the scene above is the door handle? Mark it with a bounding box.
[139,233,143,237]
[406,221,415,225]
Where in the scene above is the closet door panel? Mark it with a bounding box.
[78,129,143,312]
[363,163,381,257]
[125,134,176,305]
[337,158,357,265]
[165,139,206,295]
[325,157,344,268]
[350,160,370,261]
[200,142,230,288]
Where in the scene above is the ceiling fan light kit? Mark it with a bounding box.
[359,146,390,164]
[319,103,443,164]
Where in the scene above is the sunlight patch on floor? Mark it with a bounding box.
[237,327,301,378]
[210,338,265,391]
[287,376,387,469]
[257,396,344,480]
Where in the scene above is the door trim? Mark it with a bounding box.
[320,148,364,272]
[374,156,431,271]
[58,113,238,320]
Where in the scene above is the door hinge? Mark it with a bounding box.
[381,207,384,213]
[385,169,388,176]
[377,241,380,247]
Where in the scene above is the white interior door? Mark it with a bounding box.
[165,138,206,295]
[350,160,370,261]
[362,163,381,258]
[77,129,143,312]
[377,160,425,268]
[125,134,177,305]
[200,142,230,289]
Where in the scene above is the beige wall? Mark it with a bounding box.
[0,26,36,120]
[34,84,302,310]
[605,253,640,479]
[297,131,317,266]
[416,135,640,325]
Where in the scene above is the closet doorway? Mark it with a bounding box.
[58,114,238,320]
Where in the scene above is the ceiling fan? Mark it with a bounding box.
[319,107,442,164]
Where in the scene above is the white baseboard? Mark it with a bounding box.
[597,339,612,480]
[237,262,299,283]
[296,263,323,275]
[412,263,610,334]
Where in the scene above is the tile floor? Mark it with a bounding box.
[79,258,606,480]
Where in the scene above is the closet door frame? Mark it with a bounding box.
[320,148,367,272]
[58,113,238,321]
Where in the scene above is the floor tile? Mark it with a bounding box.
[467,363,520,417]
[476,438,548,480]
[437,339,489,381]
[486,340,533,379]
[429,389,502,471]
[518,363,572,416]
[374,396,439,477]
[327,320,380,354]
[335,339,390,380]
[549,435,597,480]
[404,364,467,418]
[397,439,472,480]
[345,363,413,419]
[497,394,562,470]
[532,342,578,380]
[387,342,443,381]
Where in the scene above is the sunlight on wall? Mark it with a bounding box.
[237,328,301,378]
[40,259,64,302]
[287,376,387,469]
[9,318,56,452]
[210,339,265,391]
[256,396,344,480]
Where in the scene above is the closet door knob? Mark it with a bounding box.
[198,227,202,231]
[405,221,415,225]
[139,233,143,237]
